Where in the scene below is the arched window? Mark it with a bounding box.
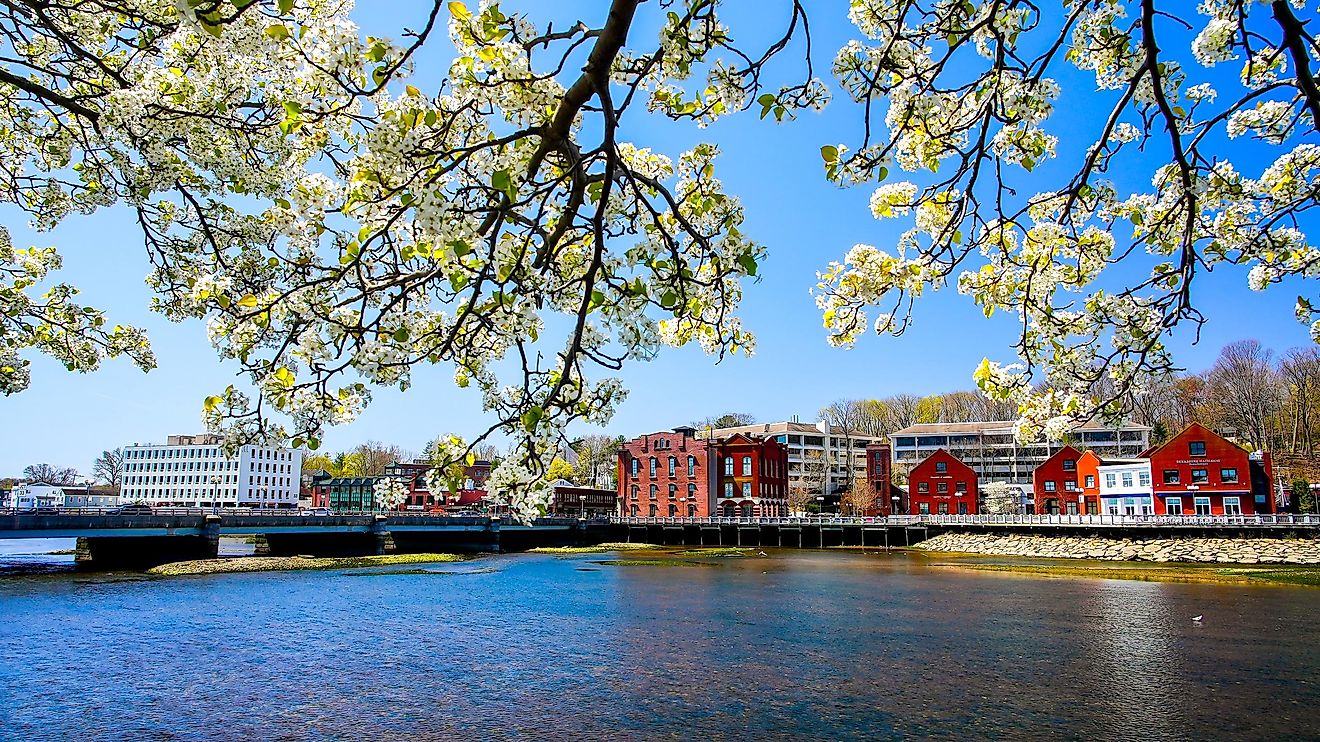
[669,484,677,498]
[668,504,677,517]
[630,458,639,477]
[649,457,657,477]
[742,456,752,475]
[649,484,658,499]
[688,456,697,476]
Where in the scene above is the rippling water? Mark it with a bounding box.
[1,550,1318,741]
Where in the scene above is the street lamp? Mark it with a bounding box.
[579,494,587,519]
[209,475,222,514]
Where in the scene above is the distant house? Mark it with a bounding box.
[1096,459,1154,515]
[548,481,617,517]
[907,449,978,516]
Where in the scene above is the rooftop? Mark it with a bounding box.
[891,419,1153,437]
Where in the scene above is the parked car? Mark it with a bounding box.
[300,508,333,516]
[111,503,153,515]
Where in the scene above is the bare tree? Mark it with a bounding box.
[353,441,409,476]
[840,478,879,516]
[1204,340,1282,450]
[820,399,867,490]
[23,463,78,485]
[1280,347,1320,457]
[91,448,124,490]
[693,412,757,430]
[789,451,827,514]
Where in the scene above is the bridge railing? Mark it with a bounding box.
[611,513,1320,528]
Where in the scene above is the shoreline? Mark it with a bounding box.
[146,552,467,577]
[908,549,1320,587]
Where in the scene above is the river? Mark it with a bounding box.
[1,549,1317,741]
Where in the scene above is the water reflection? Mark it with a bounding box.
[1,550,1318,741]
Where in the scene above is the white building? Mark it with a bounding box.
[8,483,65,510]
[1096,459,1154,515]
[119,434,302,508]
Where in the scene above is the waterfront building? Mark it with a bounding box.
[617,426,789,517]
[907,449,978,515]
[706,419,888,511]
[618,427,715,518]
[7,482,119,509]
[1095,459,1154,515]
[119,434,302,508]
[864,442,906,515]
[1031,445,1086,515]
[310,475,383,512]
[1145,423,1275,515]
[890,420,1151,510]
[712,433,789,517]
[391,460,492,511]
[548,482,618,517]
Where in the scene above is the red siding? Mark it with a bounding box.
[713,434,790,517]
[908,449,978,515]
[1075,450,1102,515]
[1032,445,1084,515]
[1145,423,1273,515]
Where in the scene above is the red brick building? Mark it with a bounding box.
[1145,423,1275,515]
[616,427,789,517]
[712,433,790,517]
[1032,445,1084,515]
[864,442,906,515]
[385,460,492,511]
[617,426,716,517]
[908,449,978,515]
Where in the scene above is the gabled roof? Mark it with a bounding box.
[1139,422,1238,460]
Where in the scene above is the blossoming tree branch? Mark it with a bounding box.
[1,0,1317,517]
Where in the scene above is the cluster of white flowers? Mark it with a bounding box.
[372,476,409,512]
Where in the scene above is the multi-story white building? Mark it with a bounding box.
[891,420,1151,481]
[708,419,887,504]
[119,434,303,508]
[1097,459,1154,515]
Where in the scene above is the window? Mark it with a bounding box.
[918,503,930,515]
[724,457,733,476]
[688,456,697,477]
[742,456,752,475]
[937,482,948,493]
[723,482,733,498]
[688,484,697,499]
[742,482,752,497]
[1166,497,1182,515]
[935,461,948,473]
[937,503,949,514]
[1194,497,1212,516]
[1188,441,1207,457]
[668,484,677,499]
[1191,468,1209,484]
[649,458,657,478]
[1104,473,1116,488]
[1220,468,1238,483]
[1065,480,1077,491]
[1044,480,1056,492]
[1121,472,1133,487]
[649,485,658,500]
[1063,459,1076,472]
[956,481,967,493]
[1163,470,1180,485]
[1223,496,1242,515]
[1138,471,1151,487]
[1066,501,1079,515]
[918,482,929,493]
[668,457,676,477]
[1085,475,1096,488]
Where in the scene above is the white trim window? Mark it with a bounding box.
[1194,497,1212,516]
[1166,497,1183,516]
[1223,497,1242,516]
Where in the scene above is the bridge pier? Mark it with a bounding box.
[75,515,221,570]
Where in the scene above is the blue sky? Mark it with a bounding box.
[1,1,1310,476]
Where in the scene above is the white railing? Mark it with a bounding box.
[612,513,1320,527]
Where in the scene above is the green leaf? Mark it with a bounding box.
[203,395,224,412]
[278,0,294,13]
[448,1,471,19]
[736,253,757,276]
[492,169,510,192]
[659,290,677,309]
[266,24,290,41]
[521,406,544,432]
[236,294,259,308]
[820,145,838,164]
[393,327,410,342]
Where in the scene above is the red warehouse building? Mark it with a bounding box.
[1145,423,1275,516]
[908,449,978,515]
[713,433,790,517]
[617,426,716,517]
[1032,445,1086,515]
[1075,450,1103,514]
[864,442,905,515]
